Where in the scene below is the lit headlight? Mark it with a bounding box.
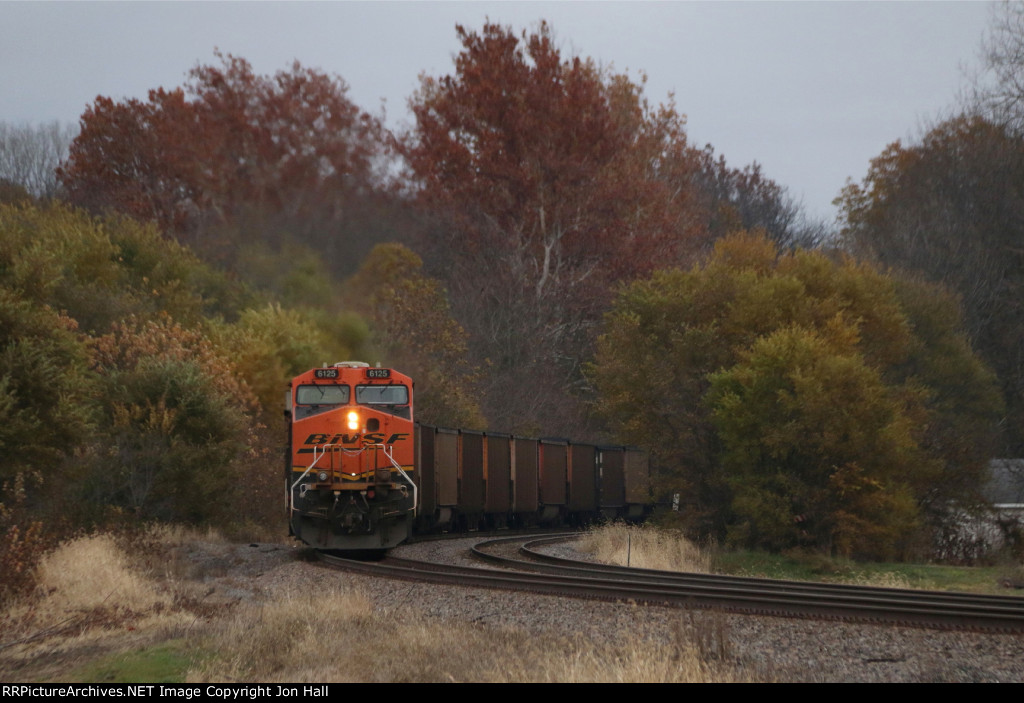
[317,471,329,482]
[347,410,360,431]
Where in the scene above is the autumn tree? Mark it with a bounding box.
[0,181,32,206]
[84,318,254,524]
[0,290,95,484]
[345,243,484,429]
[211,303,368,421]
[58,53,390,271]
[0,202,268,526]
[591,231,1002,557]
[689,144,826,250]
[971,1,1024,133]
[837,115,1024,455]
[708,323,925,558]
[0,202,251,334]
[401,22,707,434]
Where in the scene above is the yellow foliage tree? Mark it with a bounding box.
[591,231,1002,558]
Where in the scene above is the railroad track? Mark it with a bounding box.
[317,533,1024,633]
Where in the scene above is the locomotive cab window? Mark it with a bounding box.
[295,384,350,419]
[356,384,410,418]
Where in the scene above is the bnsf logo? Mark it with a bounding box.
[302,433,409,446]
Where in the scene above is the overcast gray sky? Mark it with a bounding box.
[1,1,996,222]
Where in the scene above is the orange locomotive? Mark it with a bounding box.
[285,361,416,550]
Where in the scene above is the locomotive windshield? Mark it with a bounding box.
[356,384,409,406]
[296,384,350,405]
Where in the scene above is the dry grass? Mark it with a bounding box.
[580,522,712,573]
[189,588,746,683]
[845,570,912,590]
[2,527,752,683]
[996,561,1024,590]
[138,523,227,547]
[34,534,170,615]
[0,527,223,681]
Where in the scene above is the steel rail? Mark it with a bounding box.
[506,535,1024,608]
[477,534,1024,631]
[316,535,1024,632]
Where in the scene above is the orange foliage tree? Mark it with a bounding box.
[403,22,704,301]
[400,22,707,434]
[59,53,385,248]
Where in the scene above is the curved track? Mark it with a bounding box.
[317,533,1024,633]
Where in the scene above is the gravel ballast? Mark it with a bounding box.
[194,538,1024,683]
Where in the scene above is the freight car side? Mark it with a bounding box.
[413,424,651,532]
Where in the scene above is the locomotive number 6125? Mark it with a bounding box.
[285,361,415,550]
